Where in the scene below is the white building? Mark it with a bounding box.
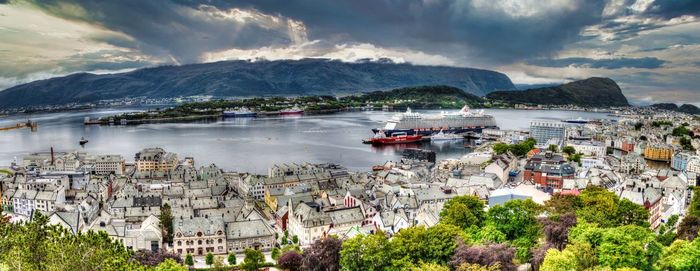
[94,155,125,175]
[566,140,606,157]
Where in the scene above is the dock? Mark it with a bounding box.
[0,120,38,132]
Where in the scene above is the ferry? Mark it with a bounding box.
[365,132,423,145]
[372,106,498,136]
[223,107,257,117]
[79,137,88,145]
[430,130,463,142]
[562,117,591,124]
[280,105,304,115]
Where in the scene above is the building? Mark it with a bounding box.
[172,216,227,256]
[135,148,178,172]
[566,140,606,157]
[644,144,673,162]
[288,201,332,246]
[524,152,575,190]
[530,121,566,147]
[484,154,517,183]
[94,155,125,175]
[687,156,700,174]
[620,153,647,174]
[225,220,275,253]
[12,189,38,217]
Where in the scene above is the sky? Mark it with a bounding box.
[0,0,699,105]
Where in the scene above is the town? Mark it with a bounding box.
[1,106,699,270]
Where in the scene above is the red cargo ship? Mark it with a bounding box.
[366,132,423,145]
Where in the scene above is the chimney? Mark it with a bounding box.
[50,147,55,165]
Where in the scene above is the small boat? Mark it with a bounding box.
[563,117,591,124]
[431,130,463,142]
[79,137,88,145]
[366,132,423,145]
[280,105,304,115]
[223,107,257,117]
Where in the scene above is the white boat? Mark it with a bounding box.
[431,130,463,142]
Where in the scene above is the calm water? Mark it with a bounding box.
[0,108,614,173]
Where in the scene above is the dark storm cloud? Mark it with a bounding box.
[28,0,609,65]
[28,0,298,63]
[646,0,700,18]
[190,0,609,64]
[528,57,667,69]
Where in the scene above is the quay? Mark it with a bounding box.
[0,120,37,132]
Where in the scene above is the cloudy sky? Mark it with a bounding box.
[0,0,699,105]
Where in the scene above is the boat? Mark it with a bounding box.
[280,105,304,115]
[562,117,591,124]
[366,132,423,145]
[430,130,463,142]
[372,106,498,137]
[223,107,257,117]
[79,137,88,145]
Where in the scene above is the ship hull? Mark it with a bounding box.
[223,112,257,117]
[372,126,497,137]
[369,135,423,145]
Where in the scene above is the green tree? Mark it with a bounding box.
[292,235,299,244]
[340,232,393,271]
[241,248,265,271]
[155,258,188,271]
[227,253,237,266]
[160,203,174,244]
[439,195,486,229]
[562,146,576,156]
[658,238,700,271]
[540,248,577,271]
[271,247,281,260]
[616,199,650,227]
[544,193,583,215]
[410,262,450,271]
[577,186,620,227]
[486,199,541,241]
[185,254,194,267]
[597,225,661,271]
[205,252,214,267]
[548,144,559,152]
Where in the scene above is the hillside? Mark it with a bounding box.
[347,85,484,108]
[650,103,700,115]
[485,77,629,107]
[0,59,514,108]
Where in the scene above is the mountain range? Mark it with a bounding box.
[650,103,700,115]
[0,59,514,108]
[485,77,629,107]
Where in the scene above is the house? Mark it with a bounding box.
[172,216,227,255]
[524,152,575,190]
[484,154,517,183]
[226,220,275,253]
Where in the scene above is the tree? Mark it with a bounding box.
[185,254,194,267]
[596,225,661,271]
[205,252,214,267]
[410,262,450,271]
[292,235,299,244]
[658,239,700,270]
[544,193,583,216]
[577,186,620,228]
[677,215,700,241]
[302,236,342,271]
[548,144,559,152]
[241,248,265,271]
[271,247,281,260]
[450,241,517,271]
[540,248,577,271]
[616,199,650,227]
[562,146,576,156]
[456,263,501,271]
[439,195,486,229]
[486,199,541,241]
[228,253,237,266]
[160,203,174,244]
[155,258,188,271]
[540,213,577,250]
[131,249,182,267]
[340,233,393,271]
[278,251,303,271]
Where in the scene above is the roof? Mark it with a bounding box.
[174,216,225,237]
[226,220,273,240]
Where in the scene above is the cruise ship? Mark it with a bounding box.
[372,106,498,136]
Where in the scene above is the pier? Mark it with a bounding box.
[0,120,37,132]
